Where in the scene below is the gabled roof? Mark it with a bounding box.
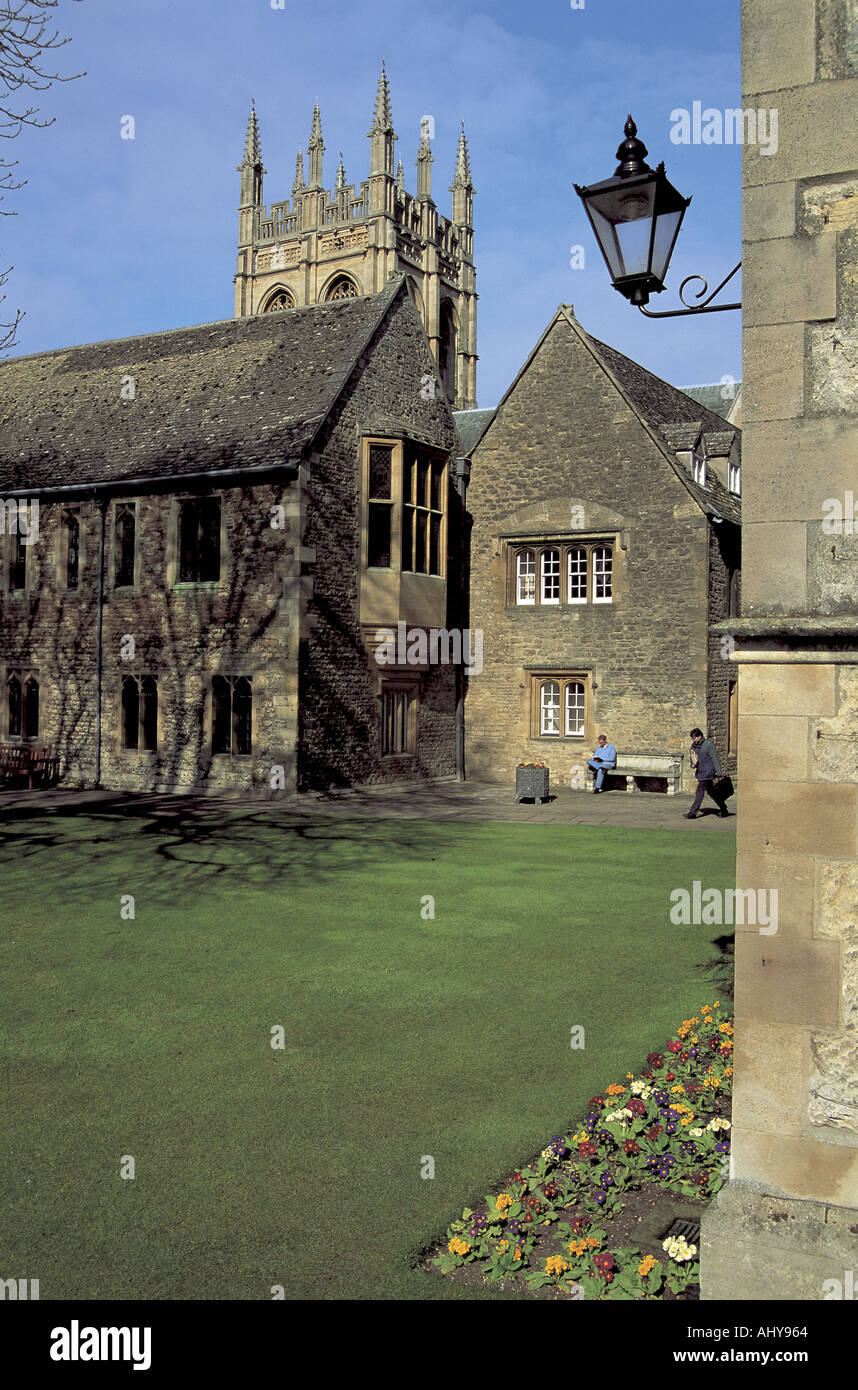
[0,277,408,494]
[462,305,740,526]
[582,330,738,440]
[572,315,740,526]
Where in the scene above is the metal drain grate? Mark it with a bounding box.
[662,1217,701,1243]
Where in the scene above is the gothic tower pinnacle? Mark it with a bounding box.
[368,61,396,177]
[292,149,305,197]
[450,122,474,227]
[307,103,325,188]
[237,99,264,207]
[416,120,434,201]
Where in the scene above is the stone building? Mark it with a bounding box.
[0,276,464,794]
[233,66,478,411]
[702,0,858,1301]
[455,306,741,790]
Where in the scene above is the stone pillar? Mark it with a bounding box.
[702,0,858,1300]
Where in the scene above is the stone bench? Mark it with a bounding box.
[586,752,683,796]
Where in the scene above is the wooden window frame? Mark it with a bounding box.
[592,546,613,605]
[516,549,536,605]
[540,548,561,605]
[529,672,591,741]
[510,541,615,607]
[361,438,447,579]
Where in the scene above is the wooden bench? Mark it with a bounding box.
[586,752,683,796]
[0,745,58,790]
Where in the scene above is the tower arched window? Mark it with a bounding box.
[261,288,296,313]
[324,275,359,302]
[438,301,457,403]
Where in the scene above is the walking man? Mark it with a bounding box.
[587,734,617,793]
[684,728,729,819]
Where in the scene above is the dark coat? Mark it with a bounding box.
[693,738,722,781]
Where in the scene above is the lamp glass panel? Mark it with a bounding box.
[650,207,685,284]
[588,181,656,280]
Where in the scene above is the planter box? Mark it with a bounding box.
[515,766,549,803]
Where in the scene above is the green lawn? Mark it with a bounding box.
[0,806,734,1300]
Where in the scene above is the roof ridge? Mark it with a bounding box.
[0,286,401,368]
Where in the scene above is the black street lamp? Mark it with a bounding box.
[575,116,741,318]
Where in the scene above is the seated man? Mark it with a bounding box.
[587,734,617,793]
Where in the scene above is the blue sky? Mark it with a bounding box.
[3,0,742,406]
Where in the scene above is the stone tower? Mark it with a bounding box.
[233,67,478,410]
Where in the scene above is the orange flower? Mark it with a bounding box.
[606,1083,626,1096]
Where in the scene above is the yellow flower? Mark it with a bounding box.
[670,1085,685,1094]
[606,1083,626,1096]
[448,1237,471,1257]
[497,1239,510,1253]
[513,1247,522,1261]
[638,1255,659,1277]
[545,1256,569,1277]
[496,1193,512,1213]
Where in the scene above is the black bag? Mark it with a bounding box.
[717,775,735,801]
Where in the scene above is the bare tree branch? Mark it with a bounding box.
[0,1,84,349]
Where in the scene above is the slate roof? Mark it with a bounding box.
[453,408,496,454]
[581,331,737,439]
[0,278,405,494]
[573,320,741,527]
[680,383,741,420]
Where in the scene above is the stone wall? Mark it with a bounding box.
[1,482,300,794]
[702,0,858,1300]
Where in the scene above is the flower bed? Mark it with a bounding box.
[424,1002,734,1299]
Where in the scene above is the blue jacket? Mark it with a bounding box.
[591,743,616,767]
[693,738,722,781]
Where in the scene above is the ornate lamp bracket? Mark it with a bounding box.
[638,260,742,318]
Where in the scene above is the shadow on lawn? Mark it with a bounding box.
[0,800,430,903]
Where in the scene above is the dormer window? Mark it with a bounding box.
[728,462,741,495]
[691,449,706,487]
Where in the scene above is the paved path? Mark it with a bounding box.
[0,777,736,831]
